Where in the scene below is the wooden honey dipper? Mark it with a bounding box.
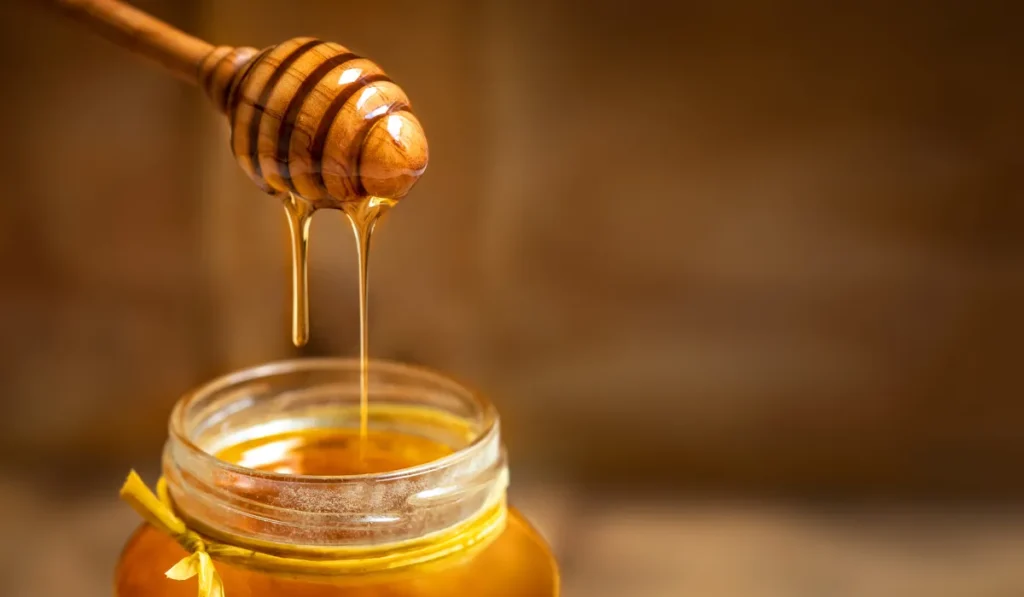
[54,0,429,204]
[55,0,429,348]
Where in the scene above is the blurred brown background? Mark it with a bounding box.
[1,0,1023,595]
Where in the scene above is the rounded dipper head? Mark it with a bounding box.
[207,38,429,205]
[358,111,428,200]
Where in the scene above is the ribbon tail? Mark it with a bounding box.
[165,552,201,581]
[120,470,187,537]
[210,572,226,597]
[197,552,225,597]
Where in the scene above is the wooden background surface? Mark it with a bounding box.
[0,0,1021,496]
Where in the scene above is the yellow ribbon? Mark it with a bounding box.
[119,469,507,596]
[120,471,226,597]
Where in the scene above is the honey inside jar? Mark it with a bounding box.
[216,427,453,476]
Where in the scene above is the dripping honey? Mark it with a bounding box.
[341,196,393,449]
[282,194,314,347]
[283,194,392,451]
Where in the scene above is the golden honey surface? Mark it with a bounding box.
[215,427,453,475]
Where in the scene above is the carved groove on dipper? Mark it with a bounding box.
[197,46,258,115]
[227,45,274,126]
[199,46,232,89]
[244,39,325,185]
[351,101,411,196]
[309,73,393,196]
[276,51,361,194]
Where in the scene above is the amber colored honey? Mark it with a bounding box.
[114,429,559,596]
[216,428,454,475]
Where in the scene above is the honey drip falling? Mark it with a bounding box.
[343,197,394,447]
[282,194,393,448]
[282,194,315,347]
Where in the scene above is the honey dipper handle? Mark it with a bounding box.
[54,0,214,84]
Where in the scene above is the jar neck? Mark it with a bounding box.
[161,358,508,573]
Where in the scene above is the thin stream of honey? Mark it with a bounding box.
[343,197,393,452]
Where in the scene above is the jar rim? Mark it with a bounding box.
[159,356,509,568]
[168,357,499,483]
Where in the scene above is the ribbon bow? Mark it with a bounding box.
[119,471,226,597]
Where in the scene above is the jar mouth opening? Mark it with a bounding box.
[168,357,498,483]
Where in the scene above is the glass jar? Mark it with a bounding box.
[115,358,559,596]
